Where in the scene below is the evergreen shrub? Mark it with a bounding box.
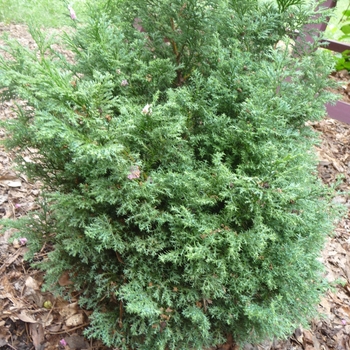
[0,0,342,348]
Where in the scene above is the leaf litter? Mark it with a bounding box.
[1,22,350,350]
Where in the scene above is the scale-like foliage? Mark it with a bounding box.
[276,0,305,13]
[0,0,342,348]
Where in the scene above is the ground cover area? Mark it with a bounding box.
[1,22,350,350]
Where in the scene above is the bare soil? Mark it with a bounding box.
[1,23,350,350]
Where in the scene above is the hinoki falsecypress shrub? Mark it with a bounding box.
[0,0,343,348]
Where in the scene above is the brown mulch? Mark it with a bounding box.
[330,70,350,105]
[1,23,350,350]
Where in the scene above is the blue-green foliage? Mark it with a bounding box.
[0,0,341,348]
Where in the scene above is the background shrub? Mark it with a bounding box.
[0,0,342,348]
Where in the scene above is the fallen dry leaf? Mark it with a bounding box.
[6,180,22,187]
[65,335,89,349]
[25,276,41,291]
[0,171,18,180]
[29,323,45,350]
[17,310,38,324]
[0,325,11,347]
[65,312,84,327]
[58,270,73,287]
[12,238,20,249]
[58,302,79,318]
[0,194,8,204]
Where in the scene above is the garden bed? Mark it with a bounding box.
[0,20,350,350]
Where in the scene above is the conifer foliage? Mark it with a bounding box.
[0,0,341,348]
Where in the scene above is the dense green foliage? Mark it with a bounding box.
[0,0,341,348]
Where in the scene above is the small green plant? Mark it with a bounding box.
[0,0,341,349]
[338,7,350,41]
[331,5,350,71]
[334,49,350,70]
